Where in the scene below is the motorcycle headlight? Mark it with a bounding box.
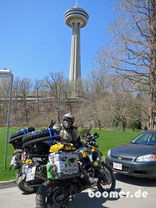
[107,149,111,157]
[136,154,156,162]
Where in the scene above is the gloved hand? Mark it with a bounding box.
[48,120,56,128]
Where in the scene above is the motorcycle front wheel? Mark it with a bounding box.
[36,180,69,208]
[97,162,115,193]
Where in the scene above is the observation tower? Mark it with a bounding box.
[64,5,89,81]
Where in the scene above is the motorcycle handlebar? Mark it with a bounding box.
[93,134,99,140]
[83,133,99,144]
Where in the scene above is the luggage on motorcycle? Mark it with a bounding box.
[48,151,79,179]
[9,137,23,149]
[22,136,60,149]
[10,127,35,140]
[22,128,60,144]
[23,142,50,154]
[49,142,75,153]
[22,128,61,152]
[9,127,35,149]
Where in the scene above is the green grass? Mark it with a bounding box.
[0,127,19,181]
[0,127,142,181]
[93,129,142,159]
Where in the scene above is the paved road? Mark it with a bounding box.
[0,174,156,208]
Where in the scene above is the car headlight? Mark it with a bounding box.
[136,154,156,162]
[107,149,111,157]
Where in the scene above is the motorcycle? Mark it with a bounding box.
[10,125,62,194]
[9,127,40,194]
[35,125,116,208]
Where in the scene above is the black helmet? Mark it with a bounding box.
[62,113,75,129]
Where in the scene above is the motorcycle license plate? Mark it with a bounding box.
[10,155,16,166]
[113,162,122,170]
[26,166,36,181]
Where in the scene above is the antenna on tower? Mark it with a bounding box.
[76,0,78,7]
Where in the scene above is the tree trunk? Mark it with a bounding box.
[97,119,102,130]
[57,108,61,124]
[149,0,156,130]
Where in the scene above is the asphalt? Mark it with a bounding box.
[0,174,156,208]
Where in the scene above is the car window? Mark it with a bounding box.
[149,133,156,145]
[131,132,155,145]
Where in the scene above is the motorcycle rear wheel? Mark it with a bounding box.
[97,162,115,193]
[36,180,69,208]
[16,172,38,194]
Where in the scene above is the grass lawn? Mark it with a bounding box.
[0,127,142,181]
[0,127,19,181]
[94,129,142,159]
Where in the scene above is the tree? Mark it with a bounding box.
[12,77,20,123]
[61,81,74,113]
[96,0,156,129]
[18,78,33,125]
[34,79,42,113]
[43,72,65,123]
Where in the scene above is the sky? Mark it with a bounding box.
[0,0,117,81]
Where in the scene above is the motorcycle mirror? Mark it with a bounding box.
[88,125,92,132]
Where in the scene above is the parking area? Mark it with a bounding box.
[0,174,156,208]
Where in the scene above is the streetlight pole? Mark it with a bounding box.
[0,69,14,170]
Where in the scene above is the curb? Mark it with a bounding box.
[0,180,16,189]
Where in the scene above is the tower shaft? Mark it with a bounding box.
[70,23,81,81]
[64,6,89,82]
